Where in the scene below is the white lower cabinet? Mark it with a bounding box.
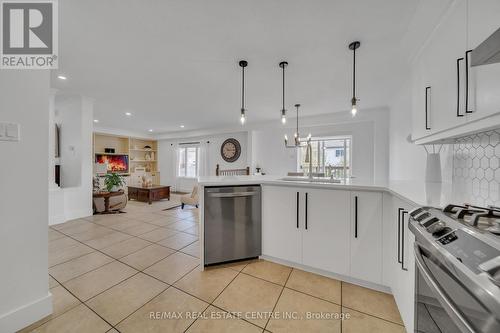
[382,194,416,332]
[262,185,383,284]
[350,191,383,284]
[302,188,350,275]
[262,185,302,263]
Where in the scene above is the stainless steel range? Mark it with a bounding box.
[409,204,500,333]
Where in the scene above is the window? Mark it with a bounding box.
[297,136,351,180]
[178,146,199,178]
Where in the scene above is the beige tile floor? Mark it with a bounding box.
[19,196,406,333]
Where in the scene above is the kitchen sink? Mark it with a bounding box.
[279,177,342,184]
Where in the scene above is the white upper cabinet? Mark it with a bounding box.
[411,0,500,141]
[262,185,302,263]
[466,0,500,120]
[350,191,383,284]
[412,0,467,139]
[302,188,350,275]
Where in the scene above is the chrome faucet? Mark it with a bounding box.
[306,141,313,181]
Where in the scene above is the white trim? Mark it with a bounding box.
[0,292,52,333]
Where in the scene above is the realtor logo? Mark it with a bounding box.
[0,0,58,69]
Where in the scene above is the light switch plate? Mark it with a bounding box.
[0,122,20,141]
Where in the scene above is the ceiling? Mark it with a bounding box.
[51,0,436,135]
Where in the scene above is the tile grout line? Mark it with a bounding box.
[49,209,200,331]
[181,261,256,333]
[52,210,404,331]
[263,267,293,331]
[340,305,406,327]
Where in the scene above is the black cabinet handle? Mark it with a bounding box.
[354,196,358,238]
[465,50,473,113]
[457,57,464,117]
[296,192,299,229]
[425,86,431,130]
[397,208,404,264]
[305,192,308,230]
[401,211,409,271]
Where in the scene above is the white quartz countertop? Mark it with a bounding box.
[197,175,456,208]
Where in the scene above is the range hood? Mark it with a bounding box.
[471,27,500,66]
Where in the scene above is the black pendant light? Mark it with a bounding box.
[284,104,311,148]
[239,60,248,124]
[349,41,361,117]
[279,61,288,124]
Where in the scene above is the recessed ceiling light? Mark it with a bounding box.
[180,125,185,128]
[57,75,67,80]
[148,129,153,132]
[125,112,132,116]
[93,119,99,123]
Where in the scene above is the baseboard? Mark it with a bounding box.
[0,292,53,333]
[260,255,391,294]
[48,213,65,226]
[64,208,92,222]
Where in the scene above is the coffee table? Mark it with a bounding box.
[93,191,125,214]
[128,185,171,204]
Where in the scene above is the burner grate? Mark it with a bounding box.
[443,204,500,227]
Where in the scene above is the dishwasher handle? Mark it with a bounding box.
[207,191,257,198]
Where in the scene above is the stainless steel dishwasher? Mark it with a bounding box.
[204,185,261,265]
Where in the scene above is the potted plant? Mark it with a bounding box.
[104,173,125,192]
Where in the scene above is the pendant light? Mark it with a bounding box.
[239,60,248,124]
[284,104,311,148]
[349,41,361,117]
[279,61,288,124]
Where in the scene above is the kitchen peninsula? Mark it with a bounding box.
[198,175,454,332]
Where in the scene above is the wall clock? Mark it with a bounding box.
[220,138,241,163]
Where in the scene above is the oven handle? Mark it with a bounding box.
[414,243,475,333]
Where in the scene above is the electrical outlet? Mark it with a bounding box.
[0,122,20,141]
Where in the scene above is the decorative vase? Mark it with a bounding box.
[425,153,442,183]
[110,185,119,192]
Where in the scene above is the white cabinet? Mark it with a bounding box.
[302,188,350,275]
[467,0,500,121]
[263,186,386,286]
[412,0,467,139]
[411,0,500,141]
[350,191,383,284]
[382,194,416,332]
[262,185,302,263]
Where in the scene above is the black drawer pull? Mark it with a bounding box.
[401,211,409,271]
[465,49,473,114]
[354,196,358,238]
[397,208,404,264]
[305,192,308,230]
[457,57,464,117]
[425,86,431,130]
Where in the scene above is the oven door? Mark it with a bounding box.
[414,242,500,333]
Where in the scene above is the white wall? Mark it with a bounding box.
[55,96,82,187]
[158,131,248,192]
[49,95,94,224]
[158,109,389,187]
[252,108,389,182]
[0,71,52,332]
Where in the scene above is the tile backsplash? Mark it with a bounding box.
[453,129,500,207]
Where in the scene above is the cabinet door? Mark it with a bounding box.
[262,185,302,263]
[411,57,428,140]
[350,191,383,284]
[423,0,467,133]
[391,196,416,332]
[302,189,350,275]
[382,192,396,287]
[467,0,500,120]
